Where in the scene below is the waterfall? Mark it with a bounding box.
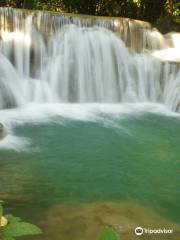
[0,8,179,111]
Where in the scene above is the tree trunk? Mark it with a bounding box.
[166,0,173,15]
[136,0,141,19]
[23,0,26,8]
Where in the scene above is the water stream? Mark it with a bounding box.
[0,8,180,240]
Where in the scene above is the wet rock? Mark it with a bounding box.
[0,123,6,139]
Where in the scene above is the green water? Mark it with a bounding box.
[0,112,180,239]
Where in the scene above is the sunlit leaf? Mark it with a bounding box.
[99,228,119,240]
[2,222,42,238]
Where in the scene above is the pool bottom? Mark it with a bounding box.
[14,201,179,240]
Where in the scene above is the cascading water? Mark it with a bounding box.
[0,7,179,111]
[1,9,180,239]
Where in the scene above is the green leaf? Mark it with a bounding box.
[2,222,42,238]
[0,202,42,239]
[5,214,21,223]
[99,228,119,240]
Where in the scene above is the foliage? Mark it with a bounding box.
[98,228,119,240]
[0,201,42,240]
[36,0,66,12]
[173,1,180,17]
[155,15,180,33]
[0,0,179,24]
[139,0,167,22]
[0,201,120,240]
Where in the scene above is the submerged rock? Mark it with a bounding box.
[0,123,6,139]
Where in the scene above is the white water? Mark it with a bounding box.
[0,8,180,150]
[0,8,179,110]
[1,102,179,150]
[0,9,179,109]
